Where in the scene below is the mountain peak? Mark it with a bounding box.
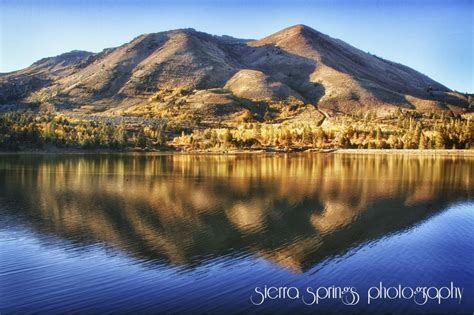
[276,24,320,36]
[284,24,315,32]
[252,23,322,47]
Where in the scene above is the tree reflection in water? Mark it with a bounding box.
[0,153,472,272]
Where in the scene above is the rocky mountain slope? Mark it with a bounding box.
[0,25,470,118]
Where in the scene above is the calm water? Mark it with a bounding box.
[0,153,473,314]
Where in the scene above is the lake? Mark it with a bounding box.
[0,153,473,314]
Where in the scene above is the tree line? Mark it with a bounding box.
[0,112,167,150]
[174,113,472,150]
[1,110,472,151]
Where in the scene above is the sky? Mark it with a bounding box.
[0,0,473,92]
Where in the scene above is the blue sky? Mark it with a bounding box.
[0,0,472,92]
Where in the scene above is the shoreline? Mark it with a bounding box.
[0,148,473,156]
[333,149,474,156]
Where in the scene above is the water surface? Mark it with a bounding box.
[0,154,473,314]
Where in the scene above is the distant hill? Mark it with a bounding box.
[0,25,470,118]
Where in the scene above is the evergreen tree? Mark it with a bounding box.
[434,130,446,149]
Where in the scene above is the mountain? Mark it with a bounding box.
[0,25,470,117]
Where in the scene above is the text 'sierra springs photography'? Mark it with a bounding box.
[0,0,472,314]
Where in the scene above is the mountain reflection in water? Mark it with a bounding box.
[1,154,471,273]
